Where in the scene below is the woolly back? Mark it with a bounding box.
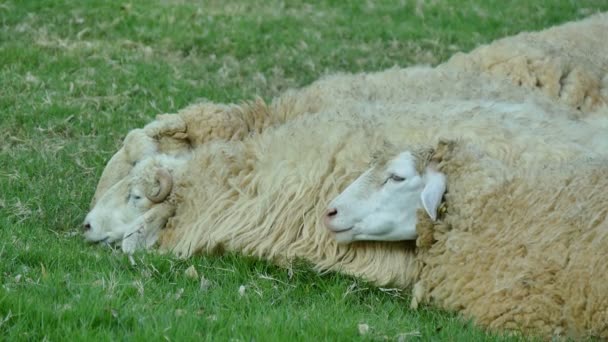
[415,141,608,338]
[157,97,608,289]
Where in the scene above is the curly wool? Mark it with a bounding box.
[156,89,607,288]
[413,141,608,339]
[88,13,608,339]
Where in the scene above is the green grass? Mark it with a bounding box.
[1,0,606,340]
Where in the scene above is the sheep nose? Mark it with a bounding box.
[83,222,91,232]
[323,208,338,229]
[325,208,338,219]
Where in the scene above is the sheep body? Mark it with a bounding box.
[155,95,608,285]
[410,141,608,339]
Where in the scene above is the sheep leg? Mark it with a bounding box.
[120,219,146,255]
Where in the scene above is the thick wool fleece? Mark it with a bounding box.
[156,95,606,289]
[158,117,421,288]
[414,141,608,339]
[444,12,608,114]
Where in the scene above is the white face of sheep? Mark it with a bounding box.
[82,161,173,245]
[324,151,447,243]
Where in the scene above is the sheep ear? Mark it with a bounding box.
[420,167,446,221]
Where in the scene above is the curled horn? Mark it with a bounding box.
[146,168,173,203]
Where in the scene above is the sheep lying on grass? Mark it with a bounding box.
[325,139,608,339]
[85,104,608,338]
[86,92,608,282]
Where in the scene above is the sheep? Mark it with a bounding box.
[325,139,608,339]
[443,12,608,114]
[87,87,608,282]
[87,93,608,338]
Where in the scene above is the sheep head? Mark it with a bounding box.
[323,140,454,243]
[91,114,188,208]
[83,155,177,248]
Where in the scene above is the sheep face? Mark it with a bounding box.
[324,150,446,243]
[83,158,173,246]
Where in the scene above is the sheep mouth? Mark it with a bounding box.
[330,226,354,233]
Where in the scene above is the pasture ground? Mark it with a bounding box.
[2,1,607,340]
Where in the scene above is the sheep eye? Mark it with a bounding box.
[389,174,406,182]
[128,193,142,201]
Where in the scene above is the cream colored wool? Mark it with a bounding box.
[154,98,607,283]
[156,116,421,287]
[443,12,608,114]
[411,140,608,339]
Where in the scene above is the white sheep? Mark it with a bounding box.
[323,148,445,243]
[84,154,187,253]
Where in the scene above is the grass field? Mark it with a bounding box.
[2,1,607,340]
